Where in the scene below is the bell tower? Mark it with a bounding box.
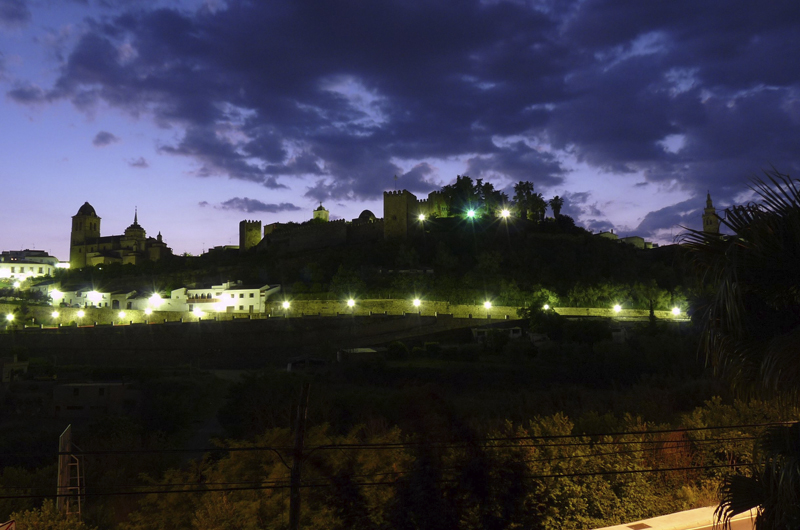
[70,202,101,268]
[702,192,721,234]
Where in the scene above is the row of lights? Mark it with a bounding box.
[418,209,512,222]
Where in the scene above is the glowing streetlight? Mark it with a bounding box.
[347,299,355,308]
[500,209,511,218]
[51,289,63,301]
[543,304,550,310]
[193,308,204,318]
[671,307,681,316]
[418,214,426,221]
[483,301,492,309]
[467,209,476,219]
[412,298,421,307]
[77,310,85,318]
[118,311,126,319]
[613,304,622,313]
[51,311,60,318]
[149,293,163,307]
[144,308,153,316]
[87,290,102,304]
[6,314,14,322]
[13,281,20,288]
[282,301,291,309]
[213,303,225,312]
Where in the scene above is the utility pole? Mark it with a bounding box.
[289,382,310,530]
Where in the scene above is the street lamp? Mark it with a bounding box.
[6,314,14,322]
[144,308,153,316]
[51,289,63,303]
[282,301,290,309]
[543,304,550,310]
[347,299,355,308]
[418,214,426,221]
[613,304,622,313]
[77,310,85,318]
[500,209,511,218]
[193,308,204,319]
[51,311,60,318]
[671,307,681,316]
[149,293,163,307]
[483,301,492,309]
[118,311,126,320]
[412,298,421,308]
[467,210,476,219]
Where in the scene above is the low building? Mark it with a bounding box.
[0,250,59,280]
[169,281,280,314]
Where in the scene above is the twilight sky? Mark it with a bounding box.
[1,0,799,259]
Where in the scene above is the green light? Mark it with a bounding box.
[467,210,475,218]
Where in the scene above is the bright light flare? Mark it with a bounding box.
[149,293,163,306]
[671,307,681,316]
[193,308,204,318]
[51,311,59,318]
[77,310,85,318]
[213,303,225,312]
[500,209,510,218]
[6,314,14,322]
[543,304,550,310]
[613,304,622,313]
[144,308,153,316]
[118,311,126,319]
[282,301,291,309]
[412,299,421,307]
[347,299,355,308]
[467,210,476,218]
[483,301,492,309]
[13,281,20,288]
[51,289,63,300]
[87,290,101,303]
[418,214,426,221]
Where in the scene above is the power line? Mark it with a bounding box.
[0,462,754,501]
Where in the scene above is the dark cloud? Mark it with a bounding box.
[92,130,119,146]
[208,197,301,214]
[11,0,800,236]
[633,197,702,238]
[0,0,31,28]
[127,156,148,168]
[6,83,48,103]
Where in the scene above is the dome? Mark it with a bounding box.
[76,202,97,216]
[315,203,328,212]
[358,209,376,222]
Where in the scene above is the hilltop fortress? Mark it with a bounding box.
[238,189,449,254]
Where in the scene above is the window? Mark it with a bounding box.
[19,267,23,273]
[189,304,193,311]
[249,293,254,298]
[230,294,234,298]
[10,267,14,273]
[239,305,244,310]
[38,267,43,273]
[239,293,244,298]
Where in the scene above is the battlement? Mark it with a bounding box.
[239,219,262,253]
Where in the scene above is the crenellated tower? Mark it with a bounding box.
[239,220,262,252]
[383,190,419,239]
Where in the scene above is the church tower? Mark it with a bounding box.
[70,202,101,268]
[313,203,330,222]
[702,192,721,234]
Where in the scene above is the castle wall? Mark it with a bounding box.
[348,218,384,243]
[260,220,348,254]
